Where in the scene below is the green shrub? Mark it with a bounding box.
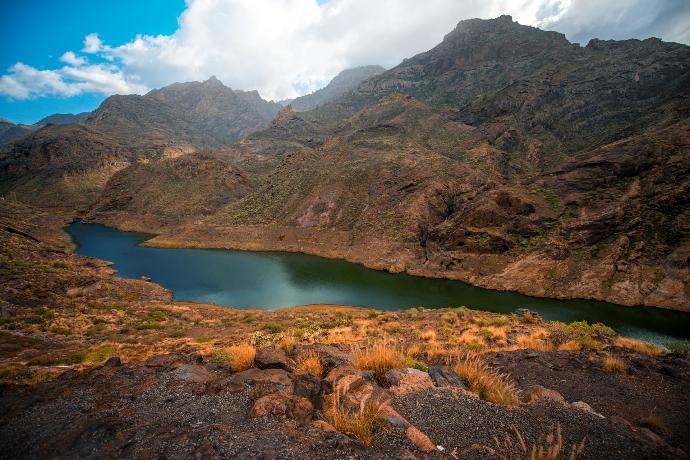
[264,322,284,333]
[403,356,428,372]
[83,345,114,363]
[665,340,690,356]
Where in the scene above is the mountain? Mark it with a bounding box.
[142,17,690,310]
[0,77,281,210]
[35,112,90,125]
[1,16,689,309]
[288,65,385,111]
[0,118,38,146]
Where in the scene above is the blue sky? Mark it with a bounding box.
[0,0,186,123]
[1,0,688,125]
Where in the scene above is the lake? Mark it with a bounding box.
[66,221,690,344]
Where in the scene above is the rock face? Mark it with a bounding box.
[288,65,386,112]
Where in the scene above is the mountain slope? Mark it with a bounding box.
[0,118,37,146]
[36,112,90,126]
[288,65,385,111]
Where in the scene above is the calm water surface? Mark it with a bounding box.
[67,221,690,344]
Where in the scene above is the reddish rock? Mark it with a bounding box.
[524,385,566,405]
[255,347,292,371]
[249,393,313,422]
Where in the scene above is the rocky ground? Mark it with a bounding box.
[1,200,689,458]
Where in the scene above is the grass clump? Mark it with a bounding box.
[664,339,690,356]
[354,342,406,382]
[547,320,616,349]
[637,414,670,436]
[615,337,662,356]
[494,424,585,460]
[264,322,284,333]
[325,391,385,448]
[451,353,519,406]
[212,344,256,371]
[195,336,212,344]
[83,345,115,363]
[601,356,626,374]
[295,351,323,377]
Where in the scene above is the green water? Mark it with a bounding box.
[66,221,690,344]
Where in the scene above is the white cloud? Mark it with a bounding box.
[59,51,87,67]
[1,0,688,101]
[0,61,147,100]
[82,33,106,54]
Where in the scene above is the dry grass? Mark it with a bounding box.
[211,343,256,371]
[354,342,406,381]
[451,352,519,406]
[424,340,448,360]
[295,351,324,377]
[516,332,554,352]
[558,340,582,352]
[277,334,299,352]
[494,425,585,460]
[325,391,385,448]
[602,356,626,374]
[417,329,437,341]
[615,337,662,356]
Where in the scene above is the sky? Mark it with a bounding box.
[1,0,689,124]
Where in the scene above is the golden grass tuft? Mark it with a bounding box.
[494,424,585,460]
[516,332,554,352]
[277,334,299,352]
[558,340,582,352]
[451,352,519,406]
[354,342,406,381]
[602,356,626,374]
[211,343,256,372]
[615,337,662,356]
[417,329,437,341]
[295,351,324,377]
[325,391,385,448]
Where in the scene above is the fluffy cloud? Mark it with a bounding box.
[1,0,688,101]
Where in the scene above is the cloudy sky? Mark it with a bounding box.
[1,0,689,124]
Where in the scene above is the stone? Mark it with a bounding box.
[524,385,566,405]
[297,344,352,370]
[311,420,337,433]
[249,393,313,422]
[174,364,214,383]
[571,401,604,418]
[385,368,435,396]
[229,368,294,399]
[428,365,465,388]
[515,308,531,317]
[293,373,322,409]
[104,356,122,367]
[255,347,292,371]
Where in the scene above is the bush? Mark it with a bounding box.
[547,320,616,348]
[83,345,115,363]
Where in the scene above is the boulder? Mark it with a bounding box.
[428,365,465,388]
[249,393,313,422]
[294,373,322,409]
[385,368,435,396]
[174,364,214,384]
[228,368,294,400]
[571,401,604,418]
[296,344,352,370]
[255,347,292,371]
[524,385,566,405]
[104,356,122,367]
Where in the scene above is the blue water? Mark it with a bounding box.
[66,221,690,344]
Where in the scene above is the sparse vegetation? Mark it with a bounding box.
[664,339,690,356]
[295,351,323,377]
[602,356,626,374]
[264,321,284,333]
[211,344,256,371]
[451,353,519,406]
[354,342,406,382]
[325,391,386,448]
[494,425,585,460]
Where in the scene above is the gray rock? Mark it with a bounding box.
[428,365,465,388]
[104,356,122,367]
